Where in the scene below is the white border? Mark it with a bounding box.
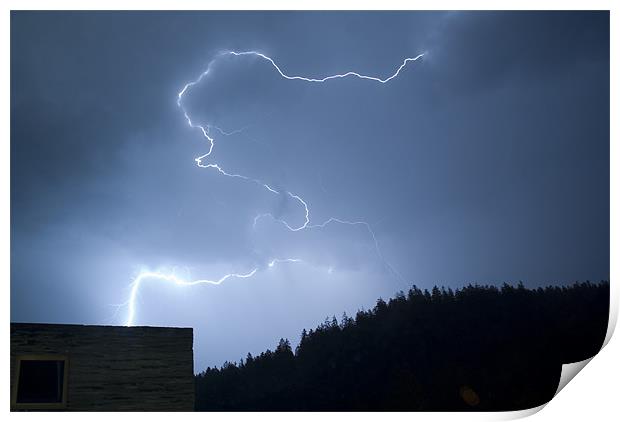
[0,1,617,10]
[4,1,617,420]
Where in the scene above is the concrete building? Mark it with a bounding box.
[10,323,194,411]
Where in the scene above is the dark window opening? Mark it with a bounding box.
[16,359,66,404]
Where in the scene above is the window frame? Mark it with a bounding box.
[11,354,69,410]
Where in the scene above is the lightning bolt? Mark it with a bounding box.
[122,50,423,326]
[229,51,425,84]
[125,258,303,327]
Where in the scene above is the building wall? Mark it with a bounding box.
[11,323,194,411]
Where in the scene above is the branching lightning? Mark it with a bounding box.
[125,258,302,327]
[228,51,425,84]
[123,50,423,326]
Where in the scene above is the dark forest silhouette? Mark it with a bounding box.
[194,281,609,411]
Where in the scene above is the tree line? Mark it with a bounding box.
[195,281,609,411]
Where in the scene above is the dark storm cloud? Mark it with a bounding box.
[428,11,608,93]
[11,11,609,370]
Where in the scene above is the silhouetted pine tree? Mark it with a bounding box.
[195,281,609,411]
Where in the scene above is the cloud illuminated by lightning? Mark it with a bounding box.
[123,50,423,326]
[178,50,423,237]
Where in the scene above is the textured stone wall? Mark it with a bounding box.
[11,323,194,411]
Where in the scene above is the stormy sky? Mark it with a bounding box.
[11,11,609,370]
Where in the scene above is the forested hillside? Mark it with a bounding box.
[195,281,609,411]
